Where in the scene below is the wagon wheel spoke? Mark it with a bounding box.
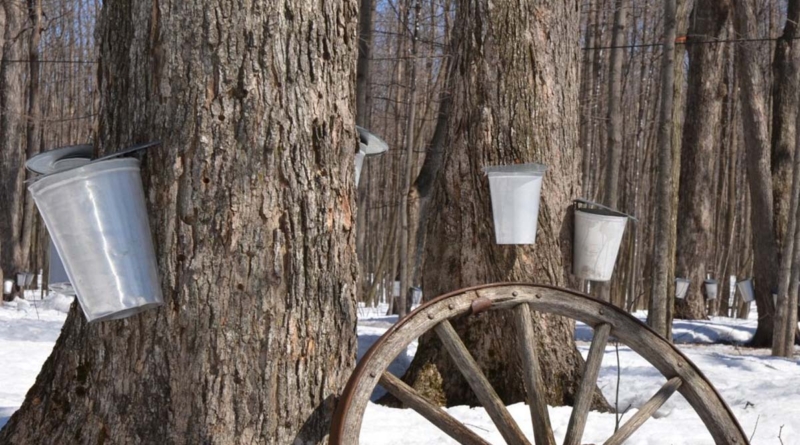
[514,303,557,445]
[434,320,532,445]
[603,377,683,445]
[379,372,492,445]
[563,323,611,445]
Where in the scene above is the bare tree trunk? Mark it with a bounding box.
[773,112,800,356]
[0,0,359,443]
[733,0,779,347]
[399,0,608,410]
[649,0,678,338]
[770,0,800,344]
[0,1,27,291]
[771,0,800,251]
[603,0,626,210]
[596,0,627,304]
[355,0,374,300]
[18,0,43,274]
[411,45,454,286]
[398,0,421,318]
[675,1,731,320]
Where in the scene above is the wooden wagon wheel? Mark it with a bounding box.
[330,283,749,445]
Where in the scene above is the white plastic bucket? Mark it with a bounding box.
[3,280,12,295]
[354,150,366,185]
[573,208,628,281]
[484,164,547,245]
[737,279,755,303]
[675,278,690,300]
[28,158,163,322]
[704,279,718,300]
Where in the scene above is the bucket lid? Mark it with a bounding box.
[676,277,690,283]
[483,163,548,176]
[26,144,94,175]
[574,198,637,221]
[356,126,389,156]
[704,279,718,285]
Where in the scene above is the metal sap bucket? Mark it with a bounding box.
[736,279,755,304]
[675,278,690,300]
[48,239,75,295]
[354,150,366,185]
[28,158,163,322]
[484,163,547,245]
[573,208,628,281]
[16,272,34,287]
[704,279,718,300]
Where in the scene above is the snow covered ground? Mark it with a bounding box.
[1,297,798,444]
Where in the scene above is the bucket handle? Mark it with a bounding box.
[573,198,638,222]
[94,140,162,162]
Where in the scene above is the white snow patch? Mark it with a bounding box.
[1,299,798,444]
[0,293,71,429]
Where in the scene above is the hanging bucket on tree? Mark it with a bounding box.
[483,163,547,245]
[675,278,690,300]
[354,126,389,186]
[572,199,633,281]
[736,279,755,303]
[354,150,366,185]
[3,280,13,296]
[28,157,163,322]
[48,239,75,296]
[704,279,718,300]
[16,272,34,288]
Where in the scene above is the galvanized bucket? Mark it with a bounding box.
[736,279,755,304]
[573,208,628,281]
[16,272,34,287]
[704,279,718,300]
[484,164,547,245]
[28,158,163,322]
[354,150,366,185]
[675,278,690,300]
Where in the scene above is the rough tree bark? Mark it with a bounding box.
[771,0,800,250]
[675,1,731,320]
[648,0,678,338]
[733,0,779,347]
[596,0,627,305]
[0,0,28,292]
[770,0,800,345]
[398,0,421,318]
[0,0,359,443]
[398,0,608,410]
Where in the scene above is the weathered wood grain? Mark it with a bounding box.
[563,323,611,445]
[514,303,556,445]
[379,372,491,445]
[604,377,682,445]
[330,284,749,445]
[435,320,531,445]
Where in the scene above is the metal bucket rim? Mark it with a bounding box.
[29,158,141,196]
[575,207,629,221]
[483,163,548,176]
